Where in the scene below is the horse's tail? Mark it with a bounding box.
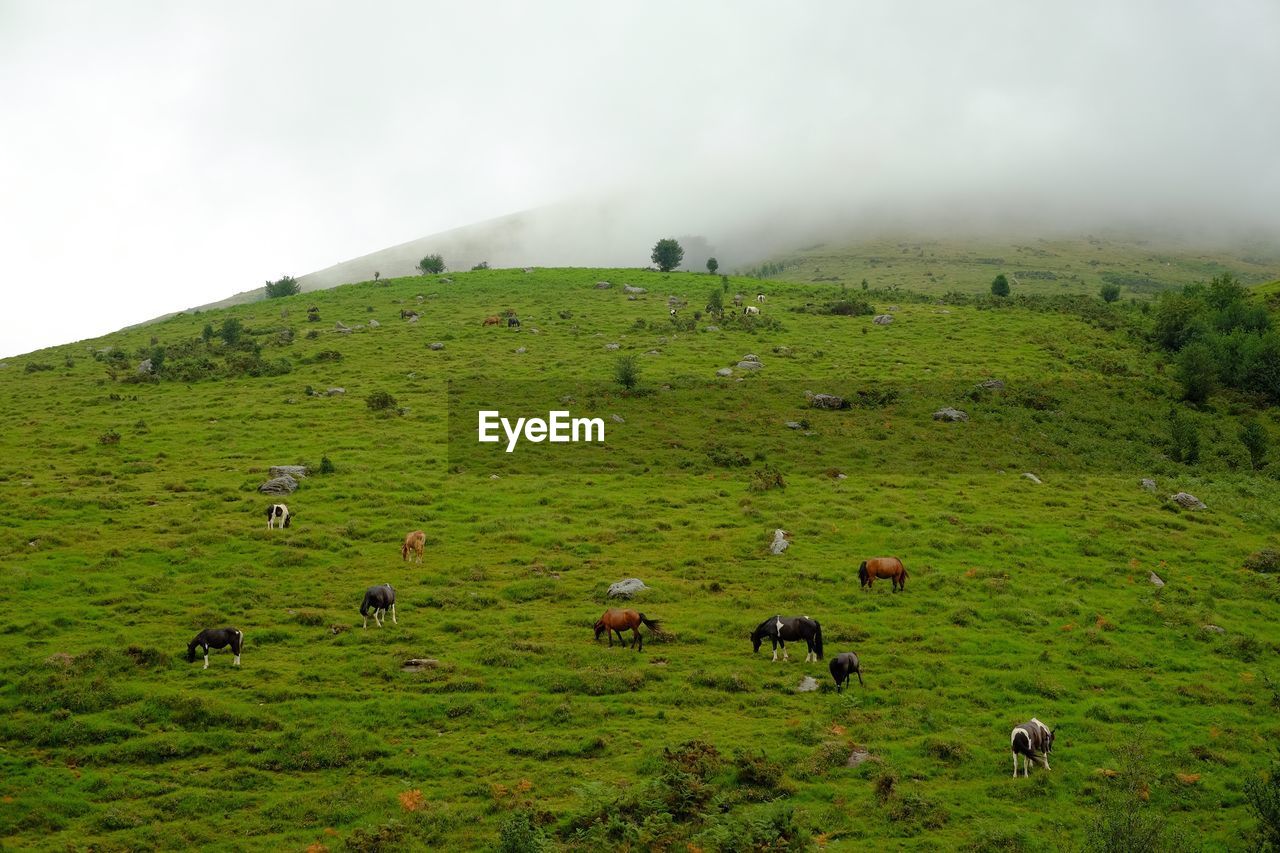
[812,620,824,660]
[638,614,661,633]
[359,593,371,617]
[858,561,868,585]
[899,561,907,588]
[401,540,410,560]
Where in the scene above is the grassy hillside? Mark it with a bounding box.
[1,263,1278,851]
[740,235,1280,301]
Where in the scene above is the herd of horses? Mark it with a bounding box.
[190,507,1056,778]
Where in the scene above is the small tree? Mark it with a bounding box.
[471,261,490,271]
[201,323,215,343]
[1101,283,1121,303]
[1176,341,1217,403]
[1246,759,1280,851]
[707,289,724,317]
[991,274,1011,297]
[373,271,380,281]
[264,275,300,299]
[417,254,445,275]
[365,390,398,412]
[706,257,719,275]
[651,238,684,273]
[1169,408,1201,464]
[219,318,243,346]
[614,354,640,391]
[1240,419,1269,470]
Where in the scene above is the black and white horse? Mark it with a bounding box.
[508,316,521,328]
[1010,718,1056,777]
[829,652,863,692]
[751,615,823,662]
[360,583,397,628]
[187,627,243,669]
[265,503,291,529]
[756,293,766,303]
[744,305,760,316]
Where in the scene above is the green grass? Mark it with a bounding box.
[0,260,1278,850]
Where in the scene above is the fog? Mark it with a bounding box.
[2,1,1278,356]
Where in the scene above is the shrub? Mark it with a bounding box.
[218,318,244,346]
[650,238,684,272]
[1240,420,1269,470]
[98,429,121,446]
[1176,341,1217,403]
[417,254,445,275]
[706,288,723,317]
[1246,759,1280,850]
[1168,409,1200,464]
[705,443,750,467]
[1244,549,1279,573]
[991,274,1010,297]
[263,275,299,298]
[319,455,336,474]
[366,390,398,412]
[306,306,321,322]
[1100,283,1122,303]
[24,362,54,373]
[706,257,718,274]
[823,299,874,316]
[471,261,490,271]
[614,355,640,391]
[497,811,549,853]
[748,465,785,492]
[1083,739,1194,853]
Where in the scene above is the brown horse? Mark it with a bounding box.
[593,609,660,651]
[482,315,501,326]
[401,530,425,563]
[858,557,907,592]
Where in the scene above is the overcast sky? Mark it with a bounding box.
[2,1,1278,357]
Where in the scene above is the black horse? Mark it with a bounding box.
[829,652,863,692]
[187,627,243,669]
[751,615,823,662]
[361,583,397,628]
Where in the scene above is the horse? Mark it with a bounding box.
[1010,718,1056,777]
[756,293,766,303]
[265,503,291,529]
[361,584,397,628]
[859,557,907,592]
[829,652,863,692]
[507,316,521,328]
[751,615,823,662]
[593,608,660,651]
[401,530,425,563]
[187,627,243,669]
[744,305,760,316]
[482,315,501,326]
[400,309,419,320]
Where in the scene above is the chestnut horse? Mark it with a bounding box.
[402,530,425,563]
[593,608,661,651]
[482,315,501,326]
[858,557,907,592]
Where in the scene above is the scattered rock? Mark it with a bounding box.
[704,325,720,332]
[885,305,900,312]
[490,474,500,479]
[1170,492,1206,510]
[1244,548,1279,573]
[605,343,620,351]
[773,345,793,356]
[807,392,849,410]
[622,284,646,294]
[594,281,612,289]
[836,473,848,480]
[270,465,309,479]
[515,347,527,354]
[326,387,345,396]
[611,414,625,424]
[136,358,153,375]
[796,676,819,693]
[440,277,452,283]
[408,315,419,323]
[933,407,969,422]
[559,395,576,404]
[645,349,660,356]
[1201,624,1225,634]
[402,658,440,672]
[736,360,762,370]
[523,267,534,274]
[368,319,380,328]
[770,529,791,555]
[716,367,733,377]
[976,378,1005,391]
[607,578,649,598]
[429,342,445,350]
[627,295,637,301]
[847,748,873,767]
[785,421,803,429]
[1140,478,1156,492]
[873,315,894,325]
[415,295,424,303]
[1022,472,1042,484]
[1149,571,1165,588]
[335,321,352,333]
[741,354,760,363]
[258,475,298,495]
[330,624,348,635]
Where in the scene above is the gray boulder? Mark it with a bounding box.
[770,529,791,555]
[796,676,819,693]
[368,319,380,328]
[807,392,848,410]
[737,360,762,370]
[136,358,153,375]
[976,378,1005,391]
[716,367,733,377]
[605,342,620,351]
[622,284,646,294]
[1170,492,1206,510]
[1022,472,1042,484]
[1201,624,1225,634]
[258,475,298,495]
[607,578,649,598]
[515,347,527,354]
[429,342,445,350]
[873,315,894,325]
[1149,571,1165,587]
[785,421,803,429]
[933,407,969,422]
[594,280,612,289]
[326,387,345,396]
[1140,478,1156,492]
[270,465,308,479]
[335,321,352,333]
[704,325,720,332]
[611,414,625,424]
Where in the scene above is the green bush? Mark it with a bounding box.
[264,275,300,299]
[650,238,683,272]
[417,254,445,275]
[1246,760,1280,850]
[366,390,398,412]
[1168,409,1200,464]
[614,355,640,391]
[991,274,1010,297]
[1100,283,1122,302]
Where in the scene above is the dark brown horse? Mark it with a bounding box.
[858,557,907,592]
[594,609,660,651]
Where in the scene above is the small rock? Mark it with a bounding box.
[785,421,803,429]
[605,343,620,351]
[847,749,873,767]
[807,392,848,410]
[873,315,893,325]
[1149,571,1165,587]
[335,321,352,333]
[594,281,612,289]
[523,267,534,274]
[611,414,625,424]
[704,325,720,332]
[836,473,848,480]
[368,319,380,328]
[741,354,760,363]
[622,284,646,294]
[1170,492,1206,510]
[559,395,576,404]
[429,342,445,350]
[1201,624,1225,634]
[737,360,762,370]
[716,368,733,377]
[490,474,500,479]
[645,349,660,356]
[1022,472,1042,484]
[976,378,1005,391]
[408,315,419,323]
[136,358,153,375]
[258,475,298,495]
[270,465,309,479]
[1140,478,1156,492]
[627,295,637,301]
[330,624,348,635]
[440,277,452,283]
[933,408,969,422]
[885,305,899,312]
[416,295,424,303]
[608,578,649,598]
[402,658,440,672]
[326,387,345,396]
[796,676,819,693]
[770,529,791,555]
[515,347,527,354]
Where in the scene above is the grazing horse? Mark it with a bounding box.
[187,627,243,669]
[507,316,521,328]
[1010,718,1056,777]
[361,584,397,628]
[401,530,425,563]
[751,615,823,662]
[593,608,660,651]
[265,503,291,529]
[756,293,766,303]
[859,557,907,592]
[482,315,501,326]
[829,652,864,692]
[400,309,419,320]
[744,305,760,316]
